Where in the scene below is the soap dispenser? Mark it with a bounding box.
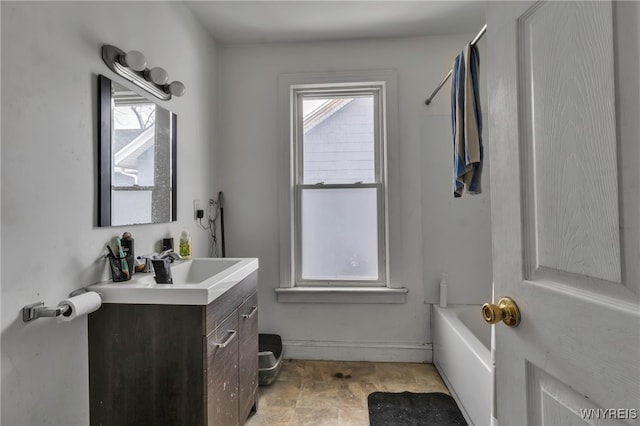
[179,229,192,260]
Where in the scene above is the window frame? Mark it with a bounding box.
[290,83,389,288]
[276,70,405,303]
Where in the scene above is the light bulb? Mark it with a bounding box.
[148,67,169,85]
[168,81,186,97]
[121,50,147,71]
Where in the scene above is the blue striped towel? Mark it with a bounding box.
[451,43,483,197]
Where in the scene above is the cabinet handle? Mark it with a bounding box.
[215,330,237,348]
[242,306,258,319]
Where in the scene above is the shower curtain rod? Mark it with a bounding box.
[424,24,487,106]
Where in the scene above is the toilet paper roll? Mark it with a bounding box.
[58,292,102,322]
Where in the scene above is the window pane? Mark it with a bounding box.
[112,190,152,225]
[301,188,379,281]
[302,95,375,184]
[113,104,156,187]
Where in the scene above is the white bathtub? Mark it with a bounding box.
[432,304,492,426]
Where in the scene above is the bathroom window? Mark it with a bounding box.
[291,83,388,286]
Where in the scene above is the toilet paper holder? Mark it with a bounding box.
[22,302,70,322]
[21,288,102,322]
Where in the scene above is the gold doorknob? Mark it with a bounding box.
[482,297,521,327]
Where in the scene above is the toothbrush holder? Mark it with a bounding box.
[107,255,132,282]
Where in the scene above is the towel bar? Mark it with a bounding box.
[425,24,487,105]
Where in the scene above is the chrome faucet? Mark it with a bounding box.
[137,249,182,273]
[158,249,182,262]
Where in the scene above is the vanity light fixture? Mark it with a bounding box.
[102,45,186,100]
[120,50,147,71]
[147,67,169,85]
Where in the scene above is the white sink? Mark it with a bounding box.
[89,257,259,305]
[170,258,245,284]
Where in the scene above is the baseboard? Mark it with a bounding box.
[282,339,432,363]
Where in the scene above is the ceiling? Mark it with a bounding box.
[184,1,487,44]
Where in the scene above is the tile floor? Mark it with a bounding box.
[245,359,450,426]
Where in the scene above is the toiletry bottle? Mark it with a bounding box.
[121,232,135,275]
[179,229,192,260]
[439,273,448,308]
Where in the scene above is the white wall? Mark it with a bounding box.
[218,35,493,362]
[422,37,492,306]
[421,114,493,305]
[1,2,218,424]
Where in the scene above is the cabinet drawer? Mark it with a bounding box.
[205,271,257,335]
[238,292,259,421]
[206,311,239,426]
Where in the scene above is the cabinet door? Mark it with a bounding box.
[206,310,239,426]
[238,292,259,421]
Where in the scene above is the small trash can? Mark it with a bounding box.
[258,334,283,386]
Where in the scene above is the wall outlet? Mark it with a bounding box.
[193,199,201,220]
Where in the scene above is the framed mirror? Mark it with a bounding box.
[98,75,177,226]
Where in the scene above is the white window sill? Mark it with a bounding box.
[275,286,408,304]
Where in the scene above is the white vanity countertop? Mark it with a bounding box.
[89,258,259,305]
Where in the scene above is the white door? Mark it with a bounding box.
[487,1,640,425]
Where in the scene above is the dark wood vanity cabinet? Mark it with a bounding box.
[237,292,259,420]
[88,271,258,426]
[205,283,259,425]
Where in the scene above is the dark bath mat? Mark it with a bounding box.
[368,391,467,426]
